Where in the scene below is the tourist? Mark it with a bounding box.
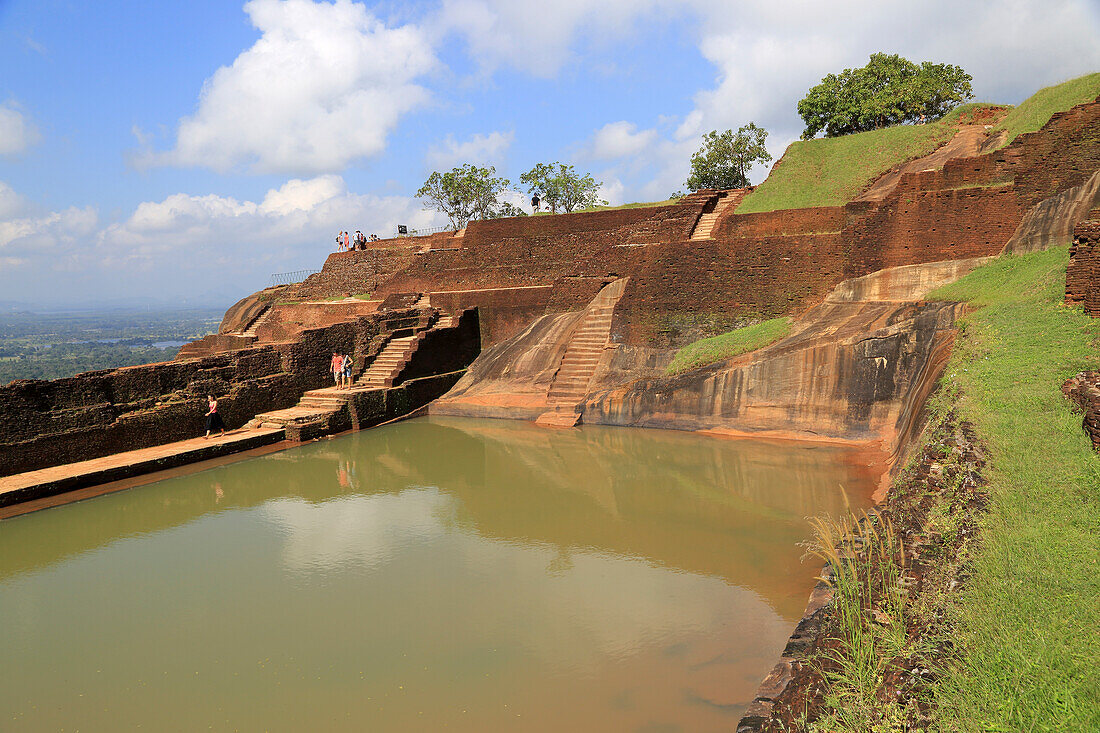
[331,351,344,388]
[355,230,365,249]
[204,394,226,439]
[344,231,351,252]
[335,231,343,251]
[532,192,540,212]
[342,352,353,389]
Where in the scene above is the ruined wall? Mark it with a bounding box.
[289,244,421,299]
[257,98,1100,351]
[428,286,553,346]
[0,308,424,477]
[1065,209,1100,314]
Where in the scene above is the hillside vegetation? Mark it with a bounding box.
[737,121,955,213]
[991,72,1100,149]
[738,72,1100,214]
[926,248,1100,730]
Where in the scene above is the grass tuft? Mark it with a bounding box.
[665,317,791,375]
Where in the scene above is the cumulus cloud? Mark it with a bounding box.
[566,0,1100,204]
[588,122,659,160]
[425,130,514,170]
[0,176,440,301]
[0,102,41,156]
[149,0,436,174]
[434,0,663,76]
[0,182,98,274]
[97,175,441,268]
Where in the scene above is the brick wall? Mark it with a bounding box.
[0,308,426,477]
[1066,209,1100,313]
[247,99,1100,349]
[290,244,420,299]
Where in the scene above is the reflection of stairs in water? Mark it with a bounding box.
[536,278,629,428]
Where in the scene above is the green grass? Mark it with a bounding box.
[531,198,681,216]
[925,247,1100,730]
[665,317,792,375]
[738,122,955,213]
[990,72,1100,149]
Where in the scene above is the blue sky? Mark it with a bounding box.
[1,0,1098,308]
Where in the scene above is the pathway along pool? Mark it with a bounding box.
[0,417,878,731]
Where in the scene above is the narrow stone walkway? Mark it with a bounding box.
[0,427,285,509]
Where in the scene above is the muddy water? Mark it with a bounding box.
[0,417,878,732]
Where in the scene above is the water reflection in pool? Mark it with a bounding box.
[0,417,878,732]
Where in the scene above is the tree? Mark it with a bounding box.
[520,163,607,213]
[685,123,772,191]
[797,53,973,139]
[416,164,522,229]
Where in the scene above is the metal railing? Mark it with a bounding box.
[270,269,319,287]
[395,224,457,237]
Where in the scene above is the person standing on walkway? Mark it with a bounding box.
[342,352,353,390]
[331,351,344,388]
[531,193,540,212]
[204,395,226,439]
[336,231,344,251]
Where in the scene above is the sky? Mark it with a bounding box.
[0,0,1098,309]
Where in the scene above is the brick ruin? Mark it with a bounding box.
[4,96,1099,479]
[1065,208,1100,314]
[0,307,480,477]
[272,96,1100,349]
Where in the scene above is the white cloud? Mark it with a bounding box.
[0,102,41,156]
[0,183,98,272]
[588,121,658,160]
[566,0,1100,204]
[425,130,514,170]
[150,0,436,174]
[434,0,663,76]
[96,175,442,270]
[0,176,441,300]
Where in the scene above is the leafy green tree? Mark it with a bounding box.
[798,53,973,139]
[520,163,607,213]
[685,123,772,191]
[417,164,521,229]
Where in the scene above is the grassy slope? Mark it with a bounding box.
[927,247,1100,730]
[991,72,1100,149]
[665,317,792,375]
[737,121,955,213]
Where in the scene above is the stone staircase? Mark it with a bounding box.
[357,336,419,388]
[240,305,273,337]
[536,278,629,427]
[245,309,460,436]
[690,189,749,240]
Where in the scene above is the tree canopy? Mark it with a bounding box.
[416,164,523,229]
[798,53,973,139]
[520,163,607,213]
[685,123,772,191]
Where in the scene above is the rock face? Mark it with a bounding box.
[435,260,972,461]
[583,299,960,456]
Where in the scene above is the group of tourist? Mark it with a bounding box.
[331,351,354,389]
[335,230,381,251]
